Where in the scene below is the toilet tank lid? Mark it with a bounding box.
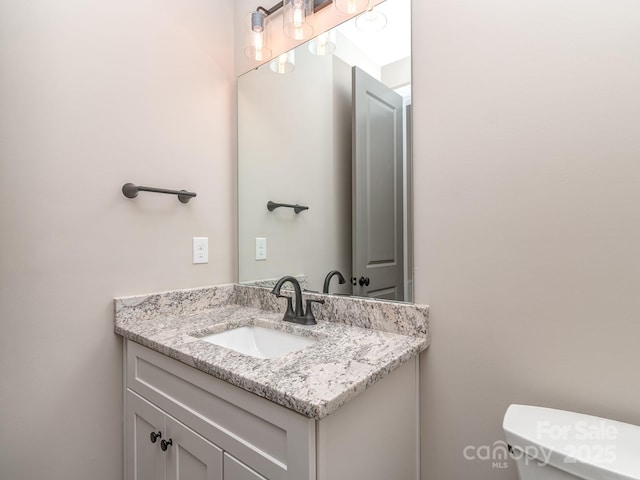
[503,405,640,480]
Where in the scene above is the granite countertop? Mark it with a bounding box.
[114,284,430,419]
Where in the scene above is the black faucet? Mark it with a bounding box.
[271,276,324,325]
[323,270,346,294]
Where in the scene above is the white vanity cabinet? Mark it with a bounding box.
[123,340,419,480]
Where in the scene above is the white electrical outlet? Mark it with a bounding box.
[193,237,209,264]
[255,237,267,260]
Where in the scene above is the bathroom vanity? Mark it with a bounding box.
[115,284,429,480]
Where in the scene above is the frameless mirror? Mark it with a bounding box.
[238,0,412,302]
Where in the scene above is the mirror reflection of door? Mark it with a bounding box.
[352,66,405,301]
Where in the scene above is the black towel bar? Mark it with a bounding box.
[267,201,309,214]
[122,183,196,204]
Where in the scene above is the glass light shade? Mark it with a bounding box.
[355,7,387,33]
[308,31,336,56]
[244,11,272,61]
[283,0,314,40]
[334,0,369,15]
[269,51,296,74]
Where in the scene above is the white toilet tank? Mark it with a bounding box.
[503,405,640,480]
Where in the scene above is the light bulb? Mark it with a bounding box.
[252,32,265,61]
[318,35,329,54]
[278,55,287,74]
[308,31,336,56]
[269,51,295,74]
[253,31,263,49]
[293,7,304,28]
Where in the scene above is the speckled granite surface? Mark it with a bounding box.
[114,284,429,419]
[239,274,308,290]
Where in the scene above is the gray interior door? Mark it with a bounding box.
[352,66,404,301]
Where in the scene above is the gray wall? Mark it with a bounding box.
[413,0,640,478]
[0,0,235,478]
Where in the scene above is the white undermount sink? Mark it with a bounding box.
[198,325,317,359]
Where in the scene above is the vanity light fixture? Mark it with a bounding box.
[355,6,387,33]
[283,0,314,40]
[245,0,330,61]
[269,50,296,74]
[308,30,336,56]
[334,0,369,15]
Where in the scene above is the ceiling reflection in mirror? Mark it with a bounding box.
[238,0,412,302]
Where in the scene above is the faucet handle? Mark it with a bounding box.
[303,299,325,325]
[275,294,295,318]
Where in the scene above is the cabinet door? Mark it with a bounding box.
[165,415,223,480]
[223,453,268,480]
[126,391,166,480]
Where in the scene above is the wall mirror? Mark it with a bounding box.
[238,0,412,302]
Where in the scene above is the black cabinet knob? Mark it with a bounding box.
[150,431,162,443]
[358,276,370,287]
[160,439,173,451]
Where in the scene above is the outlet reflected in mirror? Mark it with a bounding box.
[238,0,412,302]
